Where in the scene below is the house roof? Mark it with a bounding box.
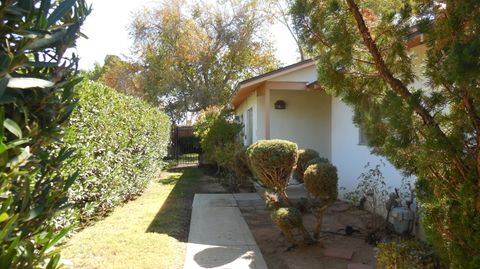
[231,59,316,108]
[231,27,426,109]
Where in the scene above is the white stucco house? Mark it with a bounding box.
[231,41,426,194]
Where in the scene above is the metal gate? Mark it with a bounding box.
[168,126,200,166]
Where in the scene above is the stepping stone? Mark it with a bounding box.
[323,247,354,260]
[348,263,375,269]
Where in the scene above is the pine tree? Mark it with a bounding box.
[292,0,480,267]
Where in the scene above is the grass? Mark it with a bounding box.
[178,153,199,163]
[62,168,203,269]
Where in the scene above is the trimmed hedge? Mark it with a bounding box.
[60,81,170,225]
[295,149,320,182]
[247,139,297,203]
[303,162,338,201]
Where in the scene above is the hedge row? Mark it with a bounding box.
[58,80,170,226]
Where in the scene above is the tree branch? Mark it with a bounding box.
[345,0,468,180]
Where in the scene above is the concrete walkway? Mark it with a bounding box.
[183,193,268,269]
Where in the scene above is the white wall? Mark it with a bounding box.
[271,66,317,83]
[269,90,332,159]
[410,44,428,90]
[331,97,407,194]
[235,91,258,145]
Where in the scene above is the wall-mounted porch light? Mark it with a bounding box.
[274,100,286,110]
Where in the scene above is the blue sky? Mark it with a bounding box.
[76,0,299,70]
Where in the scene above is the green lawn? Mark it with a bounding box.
[62,168,203,269]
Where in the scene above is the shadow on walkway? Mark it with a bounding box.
[146,167,203,242]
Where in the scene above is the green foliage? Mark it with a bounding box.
[344,163,389,208]
[303,162,338,202]
[295,148,320,182]
[130,0,279,122]
[271,207,303,229]
[0,0,90,267]
[60,80,170,224]
[292,0,480,266]
[377,239,439,269]
[306,157,329,167]
[263,191,313,244]
[303,159,338,239]
[83,55,144,97]
[195,106,242,170]
[233,146,253,179]
[246,139,297,200]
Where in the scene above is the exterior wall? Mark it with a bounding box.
[234,91,258,145]
[410,44,428,90]
[271,66,317,83]
[269,90,331,159]
[330,97,406,194]
[256,95,265,140]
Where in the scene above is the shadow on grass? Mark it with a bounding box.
[146,167,203,242]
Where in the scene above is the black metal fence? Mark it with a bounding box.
[167,126,200,165]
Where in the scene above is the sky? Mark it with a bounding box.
[76,0,299,70]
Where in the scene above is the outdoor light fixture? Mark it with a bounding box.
[274,100,286,110]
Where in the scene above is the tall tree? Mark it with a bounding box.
[292,0,480,267]
[130,0,279,123]
[85,55,144,97]
[266,0,308,61]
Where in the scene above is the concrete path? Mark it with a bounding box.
[183,193,268,269]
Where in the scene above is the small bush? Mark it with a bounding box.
[264,192,313,244]
[60,81,170,225]
[233,147,253,178]
[377,239,439,269]
[307,157,330,167]
[231,146,255,191]
[304,162,338,200]
[295,149,322,182]
[247,139,297,202]
[194,106,242,170]
[303,161,338,239]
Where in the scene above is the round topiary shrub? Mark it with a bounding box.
[247,139,298,202]
[304,162,338,200]
[303,161,339,239]
[306,157,330,167]
[264,191,313,244]
[295,149,326,182]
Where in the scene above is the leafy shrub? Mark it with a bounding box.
[194,106,242,169]
[294,149,320,182]
[304,162,338,200]
[264,192,313,244]
[307,157,330,167]
[344,162,391,229]
[377,239,439,269]
[233,147,253,179]
[247,139,297,203]
[60,81,170,225]
[230,146,255,190]
[304,161,338,238]
[0,1,89,268]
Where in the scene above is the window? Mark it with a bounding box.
[246,108,253,145]
[358,125,368,145]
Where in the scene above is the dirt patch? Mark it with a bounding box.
[240,200,377,269]
[198,174,229,193]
